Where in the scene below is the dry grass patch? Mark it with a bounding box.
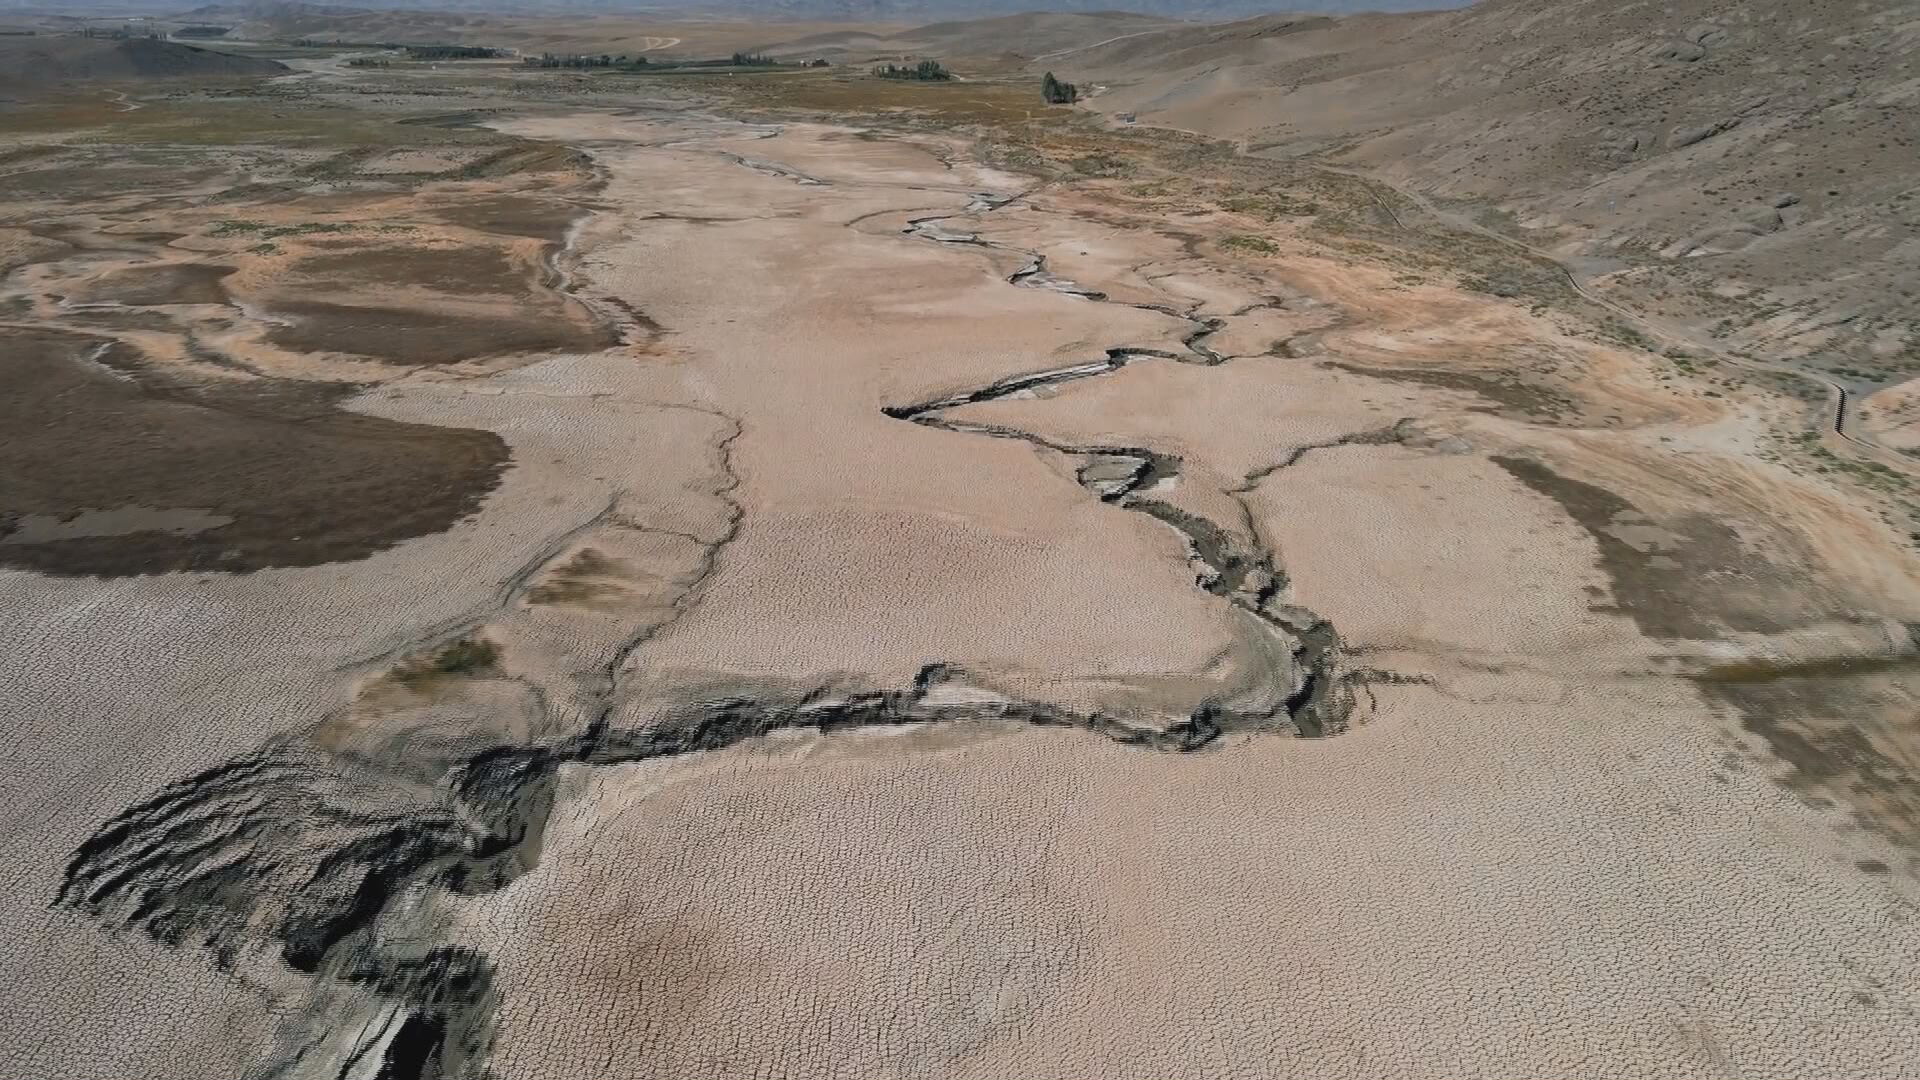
[392,637,502,689]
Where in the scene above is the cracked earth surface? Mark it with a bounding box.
[9,108,1920,1079]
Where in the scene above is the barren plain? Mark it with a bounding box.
[3,15,1920,1080]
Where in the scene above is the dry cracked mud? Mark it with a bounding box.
[6,75,1920,1080]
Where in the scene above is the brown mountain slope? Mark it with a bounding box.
[757,11,1180,62]
[1058,0,1920,384]
[0,36,289,87]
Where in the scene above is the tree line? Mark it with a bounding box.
[519,50,795,73]
[523,52,648,69]
[873,60,952,81]
[402,45,502,60]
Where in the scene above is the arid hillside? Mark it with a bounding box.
[755,11,1178,62]
[1054,0,1919,382]
[0,36,289,86]
[169,1,909,57]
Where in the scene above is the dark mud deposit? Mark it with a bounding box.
[429,195,583,244]
[1492,455,1811,639]
[265,300,617,365]
[0,329,508,576]
[1327,361,1577,424]
[294,247,530,294]
[1494,454,1920,850]
[67,263,236,307]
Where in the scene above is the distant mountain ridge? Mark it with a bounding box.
[756,11,1181,60]
[161,0,1466,22]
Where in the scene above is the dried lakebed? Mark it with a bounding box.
[19,111,1920,1080]
[57,129,1355,1080]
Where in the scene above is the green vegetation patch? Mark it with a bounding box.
[210,220,356,239]
[1221,234,1278,255]
[1790,431,1911,494]
[1070,152,1130,177]
[1221,193,1319,220]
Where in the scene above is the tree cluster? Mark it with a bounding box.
[1042,71,1079,104]
[523,52,646,69]
[518,51,788,74]
[402,45,502,60]
[873,60,952,81]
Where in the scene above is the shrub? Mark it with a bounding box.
[1221,234,1278,255]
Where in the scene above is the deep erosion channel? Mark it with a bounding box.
[889,190,1413,739]
[55,157,1382,1079]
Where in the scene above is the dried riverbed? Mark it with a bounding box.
[8,103,1920,1080]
